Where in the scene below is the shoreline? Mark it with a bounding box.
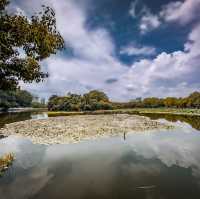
[0,114,173,145]
[47,108,200,117]
[0,107,47,114]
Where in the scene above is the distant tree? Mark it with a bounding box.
[48,95,59,111]
[176,98,188,108]
[0,89,33,110]
[0,0,64,90]
[84,90,109,102]
[187,92,200,108]
[164,97,178,108]
[48,90,112,111]
[47,91,200,111]
[143,97,164,108]
[81,90,110,111]
[15,89,33,107]
[63,93,82,111]
[49,95,58,101]
[32,101,46,108]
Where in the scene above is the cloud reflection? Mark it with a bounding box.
[0,127,200,198]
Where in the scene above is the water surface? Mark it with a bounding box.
[0,111,48,128]
[0,112,200,199]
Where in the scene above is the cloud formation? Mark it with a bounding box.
[133,0,200,33]
[129,0,138,18]
[116,23,200,98]
[15,0,127,99]
[160,0,200,25]
[139,7,161,34]
[9,0,200,101]
[120,43,156,56]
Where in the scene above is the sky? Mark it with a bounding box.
[8,0,200,101]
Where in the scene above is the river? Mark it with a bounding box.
[0,111,200,199]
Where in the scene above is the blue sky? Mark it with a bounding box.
[9,0,200,101]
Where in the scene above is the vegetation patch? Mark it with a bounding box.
[48,108,200,118]
[0,153,14,177]
[48,91,200,112]
[0,114,173,145]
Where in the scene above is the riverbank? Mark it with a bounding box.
[0,107,47,114]
[0,114,172,145]
[48,108,200,117]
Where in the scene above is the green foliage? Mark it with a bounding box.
[83,90,109,102]
[0,0,64,90]
[31,101,46,108]
[48,90,112,111]
[48,91,200,112]
[163,97,177,107]
[187,92,200,108]
[0,153,14,177]
[129,92,200,109]
[143,97,164,108]
[81,90,111,111]
[0,89,33,110]
[141,113,200,130]
[15,90,33,107]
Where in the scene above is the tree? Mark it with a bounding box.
[47,90,112,111]
[187,92,200,108]
[15,89,33,107]
[0,89,33,110]
[0,0,64,90]
[143,97,164,108]
[83,90,109,102]
[81,90,109,111]
[164,97,178,108]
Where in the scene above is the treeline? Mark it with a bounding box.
[0,89,33,110]
[0,89,46,110]
[48,90,112,111]
[129,92,200,108]
[48,90,200,111]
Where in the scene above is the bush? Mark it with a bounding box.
[48,90,113,111]
[47,91,200,112]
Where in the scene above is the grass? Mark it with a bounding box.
[135,108,200,115]
[0,153,14,176]
[48,109,139,117]
[48,108,200,117]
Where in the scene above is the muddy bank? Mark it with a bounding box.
[0,114,173,145]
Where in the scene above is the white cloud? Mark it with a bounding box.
[120,43,156,56]
[134,0,200,34]
[115,23,200,99]
[139,8,161,34]
[11,0,200,101]
[15,0,127,100]
[129,0,138,18]
[160,0,200,25]
[129,3,161,34]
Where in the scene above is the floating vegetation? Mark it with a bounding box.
[0,114,173,145]
[0,153,14,176]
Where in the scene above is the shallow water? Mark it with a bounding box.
[139,112,200,131]
[0,112,200,199]
[0,111,48,128]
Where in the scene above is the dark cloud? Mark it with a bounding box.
[105,78,118,84]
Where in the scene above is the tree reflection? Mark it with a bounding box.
[140,113,200,131]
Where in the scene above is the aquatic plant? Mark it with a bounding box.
[0,153,14,176]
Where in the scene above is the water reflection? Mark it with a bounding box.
[0,112,48,128]
[0,127,200,199]
[0,111,199,131]
[31,113,48,120]
[139,113,200,131]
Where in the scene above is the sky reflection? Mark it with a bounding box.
[0,126,200,199]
